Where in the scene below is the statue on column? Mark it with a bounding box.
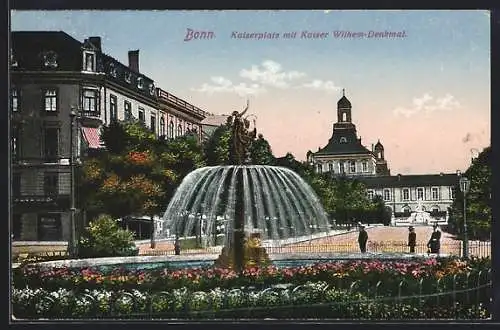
[227,100,257,165]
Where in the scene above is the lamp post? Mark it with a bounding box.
[69,109,77,257]
[459,176,470,259]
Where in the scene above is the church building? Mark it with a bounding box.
[307,89,389,177]
[307,90,460,225]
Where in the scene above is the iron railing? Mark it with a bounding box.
[138,240,491,258]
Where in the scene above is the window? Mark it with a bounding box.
[110,95,117,121]
[150,114,156,133]
[349,160,356,173]
[367,190,374,200]
[339,161,345,173]
[11,89,18,112]
[43,89,58,113]
[138,108,145,123]
[402,188,410,201]
[84,52,95,71]
[431,187,439,200]
[10,48,18,67]
[340,137,347,143]
[177,124,183,137]
[38,214,62,241]
[328,163,333,173]
[362,161,368,172]
[317,164,322,174]
[125,72,132,83]
[83,89,99,112]
[12,214,22,240]
[44,128,59,160]
[417,187,424,200]
[450,187,456,199]
[403,206,411,214]
[44,172,59,196]
[431,206,440,214]
[109,63,118,77]
[149,83,155,96]
[124,101,132,120]
[12,173,21,197]
[137,77,144,89]
[168,121,174,139]
[383,189,391,201]
[42,51,58,68]
[160,117,165,136]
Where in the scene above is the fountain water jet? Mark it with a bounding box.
[161,103,331,272]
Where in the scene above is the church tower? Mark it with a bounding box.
[374,140,390,176]
[337,89,353,124]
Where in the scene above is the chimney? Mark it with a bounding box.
[128,50,139,72]
[397,173,401,181]
[440,172,444,176]
[89,37,101,51]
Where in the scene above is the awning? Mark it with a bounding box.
[81,126,103,149]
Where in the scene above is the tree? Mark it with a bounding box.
[79,120,205,221]
[449,146,491,240]
[203,124,276,166]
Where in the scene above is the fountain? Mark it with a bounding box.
[161,102,331,272]
[407,199,432,225]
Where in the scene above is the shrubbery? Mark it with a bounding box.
[11,282,490,319]
[77,214,138,258]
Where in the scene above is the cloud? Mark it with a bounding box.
[393,93,461,117]
[191,76,265,96]
[239,60,305,88]
[302,79,342,93]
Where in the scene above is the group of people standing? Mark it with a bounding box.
[358,223,442,254]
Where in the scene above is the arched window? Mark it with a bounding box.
[168,121,174,139]
[403,206,411,214]
[340,137,347,143]
[160,117,165,136]
[177,124,183,137]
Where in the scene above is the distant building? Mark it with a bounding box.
[307,90,459,225]
[10,31,211,242]
[307,89,390,177]
[200,114,230,141]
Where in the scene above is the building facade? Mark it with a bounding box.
[307,90,459,224]
[10,31,212,242]
[307,90,390,177]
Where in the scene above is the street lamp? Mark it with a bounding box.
[69,109,77,257]
[459,176,470,259]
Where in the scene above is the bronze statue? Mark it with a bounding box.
[229,100,257,165]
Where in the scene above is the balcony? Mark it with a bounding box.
[157,88,211,118]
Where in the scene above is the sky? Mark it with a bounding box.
[10,10,490,175]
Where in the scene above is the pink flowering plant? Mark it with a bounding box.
[13,257,487,297]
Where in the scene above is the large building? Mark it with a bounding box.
[10,31,212,242]
[307,90,389,177]
[307,91,460,224]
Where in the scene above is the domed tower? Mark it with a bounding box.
[374,139,390,176]
[337,89,352,123]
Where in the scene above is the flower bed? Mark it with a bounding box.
[12,282,489,320]
[13,257,488,294]
[12,257,491,319]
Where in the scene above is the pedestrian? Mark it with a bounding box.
[358,225,368,253]
[174,235,181,255]
[427,224,441,254]
[408,226,416,253]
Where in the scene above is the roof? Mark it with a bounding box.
[374,140,384,150]
[314,126,372,156]
[357,173,460,188]
[337,95,351,108]
[201,114,229,126]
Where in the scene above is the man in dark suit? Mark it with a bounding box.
[358,225,368,253]
[408,226,416,253]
